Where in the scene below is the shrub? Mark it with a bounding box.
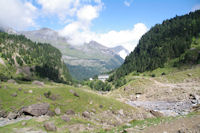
[161,72,166,75]
[151,74,156,77]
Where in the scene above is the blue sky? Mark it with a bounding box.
[0,0,200,54]
[30,0,200,32]
[90,0,200,33]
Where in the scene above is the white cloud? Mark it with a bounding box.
[124,1,131,7]
[94,23,148,52]
[119,50,128,59]
[77,5,99,22]
[59,23,148,53]
[0,0,37,30]
[124,0,133,7]
[192,4,200,12]
[36,0,103,21]
[37,0,79,20]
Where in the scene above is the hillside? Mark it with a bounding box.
[0,32,71,83]
[21,28,124,80]
[0,82,150,133]
[110,10,200,81]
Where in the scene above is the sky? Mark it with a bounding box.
[0,0,200,53]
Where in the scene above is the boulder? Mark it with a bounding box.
[150,110,163,117]
[7,112,18,120]
[73,92,80,97]
[44,122,57,131]
[18,88,22,91]
[11,93,17,97]
[66,110,75,115]
[32,81,44,86]
[99,105,103,108]
[69,89,80,97]
[46,110,55,117]
[82,111,90,118]
[7,79,16,84]
[55,107,61,115]
[91,109,96,113]
[49,94,57,101]
[0,110,7,118]
[21,103,49,116]
[61,115,70,122]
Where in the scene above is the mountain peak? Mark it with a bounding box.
[110,45,129,59]
[86,40,108,49]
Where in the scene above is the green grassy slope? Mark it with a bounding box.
[0,82,146,133]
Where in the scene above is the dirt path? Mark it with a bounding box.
[142,115,200,133]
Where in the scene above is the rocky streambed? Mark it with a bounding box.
[0,116,32,127]
[127,100,198,116]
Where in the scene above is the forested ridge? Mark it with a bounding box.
[0,32,72,83]
[110,10,200,81]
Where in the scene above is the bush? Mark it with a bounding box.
[151,74,156,77]
[89,80,111,91]
[44,91,51,98]
[114,78,127,88]
[161,72,166,75]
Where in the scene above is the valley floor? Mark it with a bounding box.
[0,65,200,133]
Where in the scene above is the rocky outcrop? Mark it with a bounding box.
[32,81,44,86]
[21,103,49,116]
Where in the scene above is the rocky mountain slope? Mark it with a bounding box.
[0,32,71,83]
[65,41,124,80]
[20,28,124,80]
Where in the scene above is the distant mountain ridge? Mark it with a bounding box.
[19,28,124,80]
